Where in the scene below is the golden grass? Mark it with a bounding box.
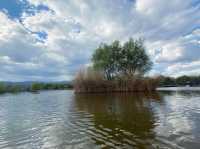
[74,69,159,93]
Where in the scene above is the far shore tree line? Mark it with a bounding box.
[0,82,73,94]
[158,75,200,87]
[1,74,200,94]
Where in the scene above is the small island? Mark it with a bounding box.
[74,38,159,93]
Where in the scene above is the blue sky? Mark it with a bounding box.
[0,0,200,81]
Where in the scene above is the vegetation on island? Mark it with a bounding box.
[74,38,159,93]
[92,39,152,80]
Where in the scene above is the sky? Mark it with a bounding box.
[0,0,199,81]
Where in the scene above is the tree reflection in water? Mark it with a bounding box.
[73,92,162,148]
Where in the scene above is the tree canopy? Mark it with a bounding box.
[92,38,152,80]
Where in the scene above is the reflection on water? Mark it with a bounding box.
[0,90,200,148]
[74,93,161,148]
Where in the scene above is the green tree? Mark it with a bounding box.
[120,38,152,77]
[176,75,191,86]
[92,38,152,80]
[158,76,176,87]
[31,83,42,91]
[92,40,121,80]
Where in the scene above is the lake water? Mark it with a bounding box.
[0,89,200,149]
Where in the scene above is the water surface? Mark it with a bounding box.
[0,90,200,148]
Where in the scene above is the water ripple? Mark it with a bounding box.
[0,90,200,148]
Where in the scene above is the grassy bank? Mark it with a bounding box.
[74,69,159,93]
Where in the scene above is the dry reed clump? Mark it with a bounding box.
[74,69,159,93]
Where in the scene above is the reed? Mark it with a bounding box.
[74,69,159,93]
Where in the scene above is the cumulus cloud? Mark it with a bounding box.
[0,11,71,81]
[0,0,199,81]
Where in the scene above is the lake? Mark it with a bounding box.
[0,89,200,149]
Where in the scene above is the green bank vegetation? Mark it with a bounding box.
[30,82,73,91]
[0,83,22,93]
[0,82,72,94]
[74,38,159,93]
[158,75,200,87]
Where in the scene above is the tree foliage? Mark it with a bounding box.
[92,38,152,80]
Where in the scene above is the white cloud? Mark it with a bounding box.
[167,60,200,76]
[0,0,199,81]
[0,11,73,81]
[135,0,190,16]
[155,43,184,62]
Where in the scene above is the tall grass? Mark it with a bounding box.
[74,69,159,93]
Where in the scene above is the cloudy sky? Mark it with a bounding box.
[0,0,199,81]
